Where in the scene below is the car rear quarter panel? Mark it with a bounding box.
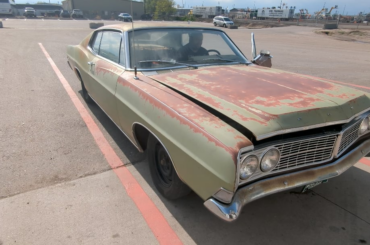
[116,72,252,200]
[67,33,93,90]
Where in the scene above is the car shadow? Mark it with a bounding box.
[80,90,370,244]
[79,90,145,165]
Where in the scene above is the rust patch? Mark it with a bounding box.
[152,65,361,114]
[95,60,124,76]
[118,74,252,162]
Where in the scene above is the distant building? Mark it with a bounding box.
[192,6,222,18]
[61,0,144,19]
[257,8,294,19]
[12,3,62,17]
[174,8,192,17]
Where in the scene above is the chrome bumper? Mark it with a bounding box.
[204,139,370,222]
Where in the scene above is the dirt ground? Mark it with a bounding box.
[316,29,370,43]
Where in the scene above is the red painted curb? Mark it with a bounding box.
[39,43,183,245]
[360,158,370,167]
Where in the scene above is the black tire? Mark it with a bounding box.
[213,22,217,26]
[81,81,93,104]
[147,135,191,199]
[223,24,226,28]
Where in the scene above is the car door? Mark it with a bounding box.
[87,30,125,123]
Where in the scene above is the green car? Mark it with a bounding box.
[67,22,370,221]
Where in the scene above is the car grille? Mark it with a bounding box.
[338,120,362,155]
[272,135,337,172]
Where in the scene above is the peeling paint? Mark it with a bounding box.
[118,74,252,162]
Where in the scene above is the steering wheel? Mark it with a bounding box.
[207,49,221,55]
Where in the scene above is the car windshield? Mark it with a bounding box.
[128,28,249,70]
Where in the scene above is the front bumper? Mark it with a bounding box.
[204,139,370,222]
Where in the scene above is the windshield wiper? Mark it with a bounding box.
[138,60,198,68]
[202,57,250,64]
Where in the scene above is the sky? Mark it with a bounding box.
[16,0,370,15]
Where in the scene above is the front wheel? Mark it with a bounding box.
[147,135,191,199]
[213,22,217,26]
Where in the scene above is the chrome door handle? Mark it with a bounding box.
[87,61,95,72]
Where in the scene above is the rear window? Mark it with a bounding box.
[0,0,10,3]
[223,18,231,21]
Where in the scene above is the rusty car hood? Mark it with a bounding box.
[147,65,370,140]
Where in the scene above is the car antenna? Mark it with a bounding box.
[130,0,138,80]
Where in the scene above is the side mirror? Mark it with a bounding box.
[251,33,273,68]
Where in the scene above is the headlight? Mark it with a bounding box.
[260,148,280,172]
[240,155,258,180]
[359,117,369,136]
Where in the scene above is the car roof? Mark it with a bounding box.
[97,22,221,32]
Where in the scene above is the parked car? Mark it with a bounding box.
[213,15,234,27]
[118,13,132,22]
[71,9,83,18]
[23,7,36,18]
[141,13,152,20]
[66,22,370,222]
[60,10,70,18]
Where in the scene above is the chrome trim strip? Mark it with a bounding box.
[205,139,370,222]
[256,108,370,141]
[131,122,187,183]
[234,145,254,192]
[335,113,370,157]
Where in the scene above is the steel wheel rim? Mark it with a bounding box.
[154,143,173,186]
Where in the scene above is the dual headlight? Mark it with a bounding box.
[240,148,281,180]
[359,116,370,136]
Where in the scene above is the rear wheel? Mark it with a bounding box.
[147,135,191,199]
[223,24,226,28]
[81,81,93,104]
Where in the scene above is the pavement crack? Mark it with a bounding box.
[313,191,370,226]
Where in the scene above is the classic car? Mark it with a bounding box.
[66,22,370,221]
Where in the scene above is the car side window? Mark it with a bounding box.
[92,32,103,53]
[99,31,122,63]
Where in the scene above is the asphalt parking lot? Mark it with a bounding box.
[1,19,370,245]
